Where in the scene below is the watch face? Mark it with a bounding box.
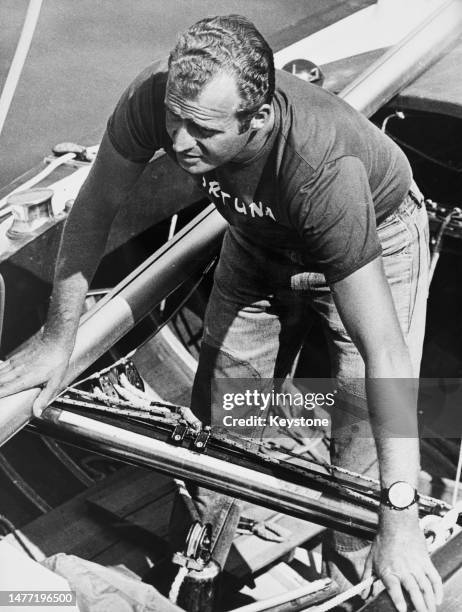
[388,481,415,508]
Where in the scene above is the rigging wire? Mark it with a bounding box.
[64,255,216,393]
[452,439,462,507]
[0,452,51,514]
[429,209,458,283]
[390,133,462,173]
[381,111,462,173]
[0,273,5,355]
[0,0,44,138]
[0,514,37,561]
[40,436,94,487]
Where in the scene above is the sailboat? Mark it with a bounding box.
[1,1,462,610]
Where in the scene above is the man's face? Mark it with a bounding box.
[165,72,251,174]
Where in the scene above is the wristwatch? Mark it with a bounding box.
[380,481,419,510]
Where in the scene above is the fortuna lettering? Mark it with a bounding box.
[202,176,276,221]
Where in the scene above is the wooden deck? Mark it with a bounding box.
[11,464,323,576]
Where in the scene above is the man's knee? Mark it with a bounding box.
[191,341,262,423]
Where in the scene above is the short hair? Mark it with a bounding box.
[168,15,275,131]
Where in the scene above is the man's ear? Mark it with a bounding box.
[249,103,272,131]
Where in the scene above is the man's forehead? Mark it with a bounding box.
[165,72,242,122]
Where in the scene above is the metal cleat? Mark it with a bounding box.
[52,142,94,163]
[6,188,54,238]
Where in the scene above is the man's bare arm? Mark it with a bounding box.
[331,256,443,612]
[0,132,146,412]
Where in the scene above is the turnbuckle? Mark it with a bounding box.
[237,516,290,542]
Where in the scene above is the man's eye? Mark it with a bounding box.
[193,125,215,138]
[165,109,216,138]
[166,109,180,122]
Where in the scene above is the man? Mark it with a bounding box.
[0,15,442,612]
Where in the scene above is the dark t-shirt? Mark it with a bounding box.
[107,60,412,283]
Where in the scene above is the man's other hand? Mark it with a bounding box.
[363,520,443,612]
[0,335,72,417]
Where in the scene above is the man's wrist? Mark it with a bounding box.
[42,319,77,349]
[44,297,84,346]
[379,502,419,530]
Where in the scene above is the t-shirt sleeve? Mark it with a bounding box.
[291,155,382,283]
[107,62,168,163]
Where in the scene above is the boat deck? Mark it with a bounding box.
[4,463,327,609]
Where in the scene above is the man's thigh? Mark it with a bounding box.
[303,194,429,472]
[191,228,312,422]
[378,194,430,374]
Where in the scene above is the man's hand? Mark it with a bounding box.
[363,519,443,612]
[0,334,72,417]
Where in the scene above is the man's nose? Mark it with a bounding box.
[172,123,196,153]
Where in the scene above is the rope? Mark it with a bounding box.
[168,566,188,605]
[64,350,136,393]
[316,498,462,611]
[419,439,462,552]
[418,435,462,551]
[0,152,76,209]
[296,497,462,612]
[301,577,375,612]
[420,500,462,553]
[231,578,331,612]
[297,498,462,612]
[0,0,43,138]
